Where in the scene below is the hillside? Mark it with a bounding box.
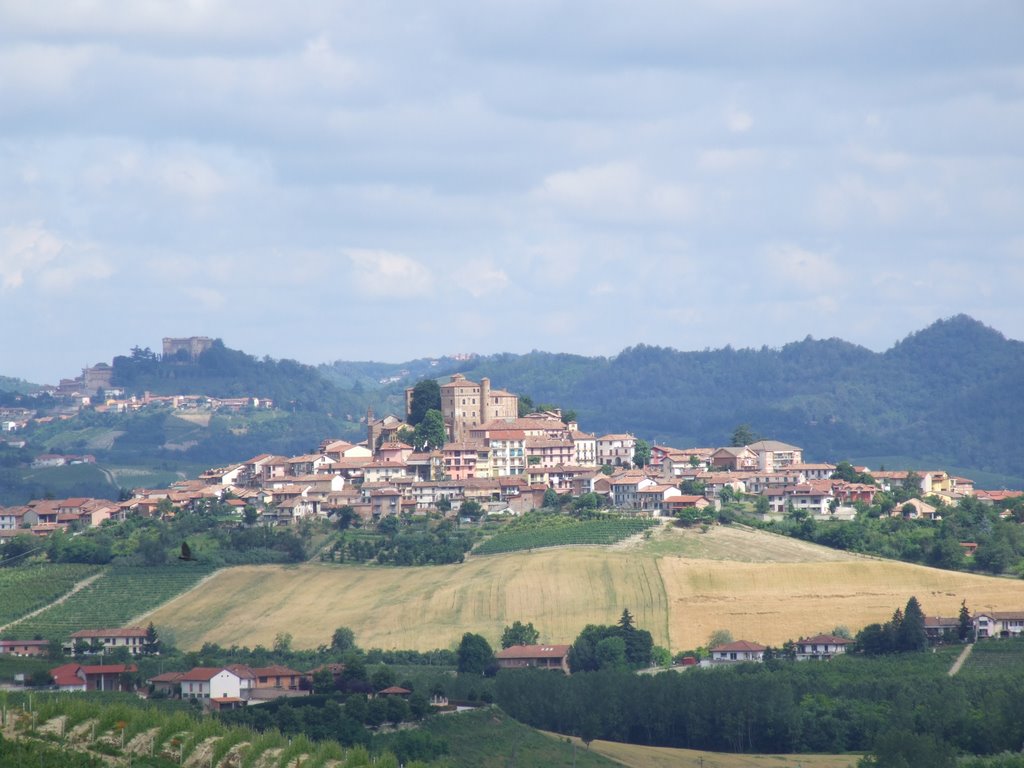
[323,314,1024,484]
[143,525,1024,652]
[4,315,1023,495]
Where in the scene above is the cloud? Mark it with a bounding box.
[453,260,510,298]
[0,223,63,289]
[533,162,695,222]
[0,223,114,294]
[345,249,434,298]
[726,107,753,134]
[763,243,844,292]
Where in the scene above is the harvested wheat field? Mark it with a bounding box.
[573,736,859,768]
[143,525,1024,652]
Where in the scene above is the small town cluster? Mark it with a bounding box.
[1,372,1018,537]
[3,372,1024,709]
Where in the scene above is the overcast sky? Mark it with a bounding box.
[2,1,1023,384]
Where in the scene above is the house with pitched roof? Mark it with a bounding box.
[496,644,571,674]
[794,634,851,661]
[65,627,149,656]
[710,640,766,663]
[50,663,137,692]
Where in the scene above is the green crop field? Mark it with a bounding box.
[474,516,659,555]
[3,565,217,640]
[0,564,101,630]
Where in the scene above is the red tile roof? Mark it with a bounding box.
[495,644,571,660]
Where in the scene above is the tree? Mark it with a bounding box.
[633,439,651,468]
[754,495,770,516]
[331,627,356,652]
[517,395,535,418]
[618,608,635,631]
[243,504,260,526]
[897,596,927,652]
[459,500,483,520]
[543,488,560,508]
[730,424,757,447]
[457,633,494,675]
[595,636,628,669]
[413,409,446,451]
[143,622,161,655]
[408,379,441,426]
[334,505,357,530]
[501,621,540,649]
[273,632,293,654]
[958,600,974,642]
[708,629,733,648]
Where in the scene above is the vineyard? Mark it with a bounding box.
[2,565,217,641]
[1,693,412,768]
[473,515,659,555]
[0,564,101,630]
[961,638,1024,676]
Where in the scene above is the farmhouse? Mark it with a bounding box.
[794,634,851,661]
[65,627,149,656]
[0,639,49,656]
[50,663,137,692]
[710,640,766,663]
[495,644,572,674]
[177,665,256,703]
[974,611,1024,639]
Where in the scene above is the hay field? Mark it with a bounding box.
[144,525,1024,652]
[146,548,670,651]
[576,736,859,768]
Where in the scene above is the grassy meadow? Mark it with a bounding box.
[143,524,1024,652]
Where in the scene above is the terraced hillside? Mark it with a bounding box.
[145,524,1024,652]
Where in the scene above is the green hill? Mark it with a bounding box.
[327,315,1024,486]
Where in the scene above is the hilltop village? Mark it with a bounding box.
[0,371,1018,537]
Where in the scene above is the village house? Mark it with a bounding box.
[709,446,758,472]
[636,484,684,515]
[524,437,576,469]
[486,430,528,476]
[65,627,149,656]
[974,611,1024,639]
[610,471,657,508]
[794,634,851,661]
[176,665,257,704]
[51,663,137,692]
[596,434,637,467]
[746,440,804,472]
[710,640,766,663]
[0,639,49,656]
[924,616,961,642]
[495,644,571,674]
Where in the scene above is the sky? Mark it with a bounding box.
[2,1,1023,384]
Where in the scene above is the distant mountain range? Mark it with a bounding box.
[4,315,1022,489]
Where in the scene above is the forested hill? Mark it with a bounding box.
[328,315,1024,483]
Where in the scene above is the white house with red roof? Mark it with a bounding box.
[178,665,256,702]
[50,663,137,692]
[710,640,766,663]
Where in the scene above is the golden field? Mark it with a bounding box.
[143,524,1024,651]
[553,734,860,768]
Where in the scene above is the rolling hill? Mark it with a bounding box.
[142,524,1024,652]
